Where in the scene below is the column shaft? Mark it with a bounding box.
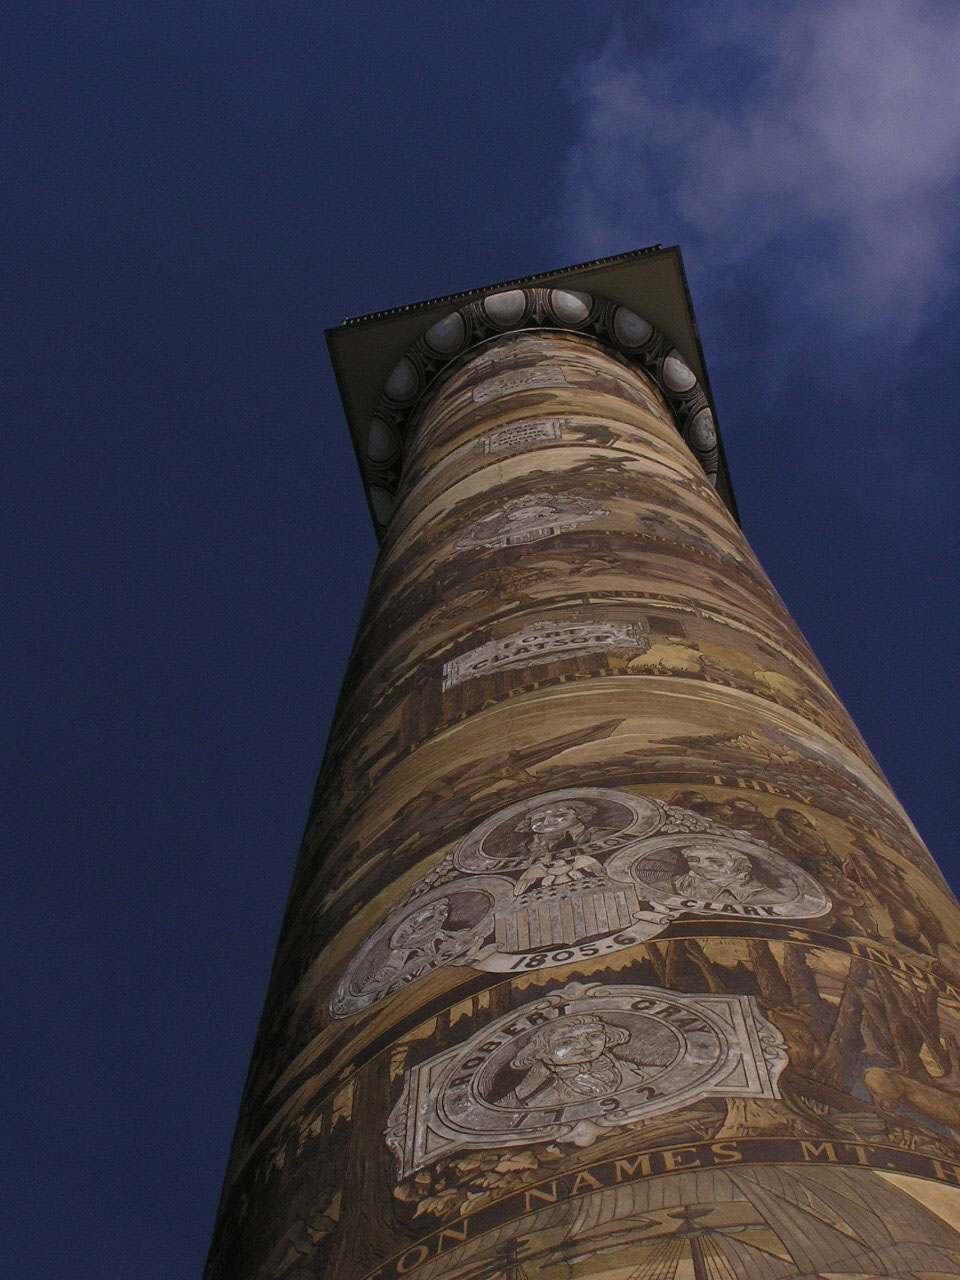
[206,329,960,1280]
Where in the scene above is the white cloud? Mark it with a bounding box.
[563,0,960,340]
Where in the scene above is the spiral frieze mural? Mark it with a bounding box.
[205,255,960,1280]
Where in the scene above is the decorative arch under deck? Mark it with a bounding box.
[360,285,720,532]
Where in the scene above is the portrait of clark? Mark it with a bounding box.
[672,843,768,905]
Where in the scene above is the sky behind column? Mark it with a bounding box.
[4,2,960,1276]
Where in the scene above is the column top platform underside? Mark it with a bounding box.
[325,245,739,536]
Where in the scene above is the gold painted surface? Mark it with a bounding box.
[204,332,960,1279]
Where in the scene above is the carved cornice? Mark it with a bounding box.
[359,287,720,530]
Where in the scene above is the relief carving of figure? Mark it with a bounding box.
[507,1013,669,1106]
[512,801,607,895]
[386,982,787,1173]
[329,788,831,1018]
[357,898,472,999]
[672,845,767,905]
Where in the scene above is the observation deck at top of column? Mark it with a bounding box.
[325,245,739,539]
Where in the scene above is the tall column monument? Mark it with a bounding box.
[205,248,960,1280]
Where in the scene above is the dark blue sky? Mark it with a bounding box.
[5,3,960,1276]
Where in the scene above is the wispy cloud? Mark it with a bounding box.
[562,0,960,343]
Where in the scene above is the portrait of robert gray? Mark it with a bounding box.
[501,1012,675,1108]
[387,981,789,1172]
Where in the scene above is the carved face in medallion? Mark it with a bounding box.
[524,801,589,838]
[389,900,449,950]
[329,788,832,1018]
[672,845,765,903]
[508,1014,651,1106]
[624,831,824,917]
[525,1015,611,1065]
[386,982,788,1173]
